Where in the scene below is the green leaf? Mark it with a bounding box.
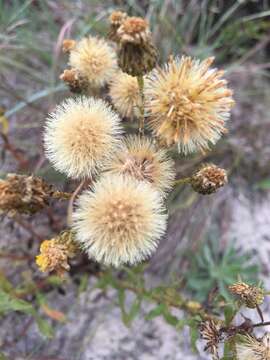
[255,179,270,190]
[162,308,179,327]
[189,323,199,353]
[36,316,54,338]
[224,305,236,326]
[0,290,34,315]
[145,304,166,321]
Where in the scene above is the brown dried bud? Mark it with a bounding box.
[191,164,227,195]
[228,282,265,308]
[117,17,157,76]
[0,174,53,214]
[108,11,127,42]
[200,320,222,357]
[62,39,76,53]
[60,68,89,94]
[36,231,78,277]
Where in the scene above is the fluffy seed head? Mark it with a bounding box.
[44,97,122,179]
[191,164,227,195]
[69,36,117,87]
[72,174,167,267]
[104,135,175,196]
[144,56,235,153]
[236,334,270,360]
[109,71,141,118]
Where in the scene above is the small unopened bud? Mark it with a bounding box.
[191,164,227,195]
[108,11,128,42]
[0,174,52,214]
[60,68,88,94]
[228,282,265,308]
[117,17,157,76]
[36,231,77,277]
[62,39,76,53]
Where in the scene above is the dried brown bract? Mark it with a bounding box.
[108,10,127,42]
[0,174,53,214]
[117,16,157,76]
[200,319,222,359]
[229,282,264,309]
[62,39,76,53]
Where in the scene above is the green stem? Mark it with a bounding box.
[137,76,145,136]
[174,177,191,186]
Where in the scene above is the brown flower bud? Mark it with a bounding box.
[191,164,227,195]
[117,17,157,76]
[36,231,78,277]
[60,68,89,94]
[108,11,127,42]
[0,174,53,214]
[62,39,76,53]
[228,282,265,308]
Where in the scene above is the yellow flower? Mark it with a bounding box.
[69,36,117,87]
[72,174,167,267]
[144,56,234,153]
[109,71,141,118]
[44,97,123,179]
[36,240,70,276]
[104,135,175,196]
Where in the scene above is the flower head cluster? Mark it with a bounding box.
[200,320,222,357]
[236,333,270,360]
[144,56,234,153]
[44,97,122,179]
[108,11,127,42]
[72,174,167,267]
[104,135,175,196]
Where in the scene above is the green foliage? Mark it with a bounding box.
[185,234,259,302]
[255,178,270,190]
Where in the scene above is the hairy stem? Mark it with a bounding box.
[137,76,145,136]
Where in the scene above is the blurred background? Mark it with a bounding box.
[0,1,270,359]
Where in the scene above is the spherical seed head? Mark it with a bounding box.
[36,239,70,276]
[69,36,117,87]
[144,56,235,153]
[191,164,227,195]
[109,71,141,118]
[104,135,175,196]
[72,174,167,267]
[44,97,123,179]
[236,334,270,360]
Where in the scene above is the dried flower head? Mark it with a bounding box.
[108,10,128,42]
[69,36,117,87]
[0,174,52,214]
[109,71,141,118]
[104,135,175,196]
[236,333,270,360]
[62,39,76,53]
[36,231,77,277]
[60,68,88,93]
[144,56,234,153]
[44,97,122,179]
[72,174,167,267]
[229,282,264,308]
[117,17,157,76]
[200,320,222,358]
[191,164,227,195]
